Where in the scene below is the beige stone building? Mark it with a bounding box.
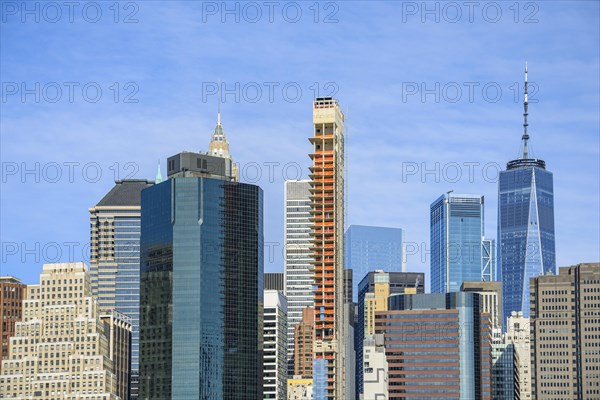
[530,262,600,400]
[506,311,531,400]
[0,262,129,399]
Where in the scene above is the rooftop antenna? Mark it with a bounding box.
[217,79,222,126]
[522,62,529,159]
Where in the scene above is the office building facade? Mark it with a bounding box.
[461,281,503,330]
[356,271,424,399]
[376,292,492,399]
[284,180,313,374]
[139,151,263,400]
[89,178,153,398]
[498,66,555,323]
[430,193,485,293]
[530,263,600,400]
[310,97,346,399]
[264,290,288,400]
[0,262,126,399]
[345,225,404,302]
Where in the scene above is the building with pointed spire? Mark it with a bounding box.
[498,64,556,325]
[209,98,239,181]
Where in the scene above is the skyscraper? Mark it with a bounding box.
[345,225,404,302]
[139,151,263,400]
[89,178,154,398]
[498,65,555,322]
[530,262,600,400]
[263,290,288,400]
[284,179,313,374]
[430,192,485,293]
[0,262,129,399]
[356,270,424,399]
[310,97,345,399]
[376,292,492,400]
[0,276,26,371]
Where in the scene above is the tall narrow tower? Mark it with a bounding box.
[309,97,345,399]
[498,64,555,324]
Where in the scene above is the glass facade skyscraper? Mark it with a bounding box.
[430,193,484,293]
[345,225,403,302]
[498,65,555,323]
[498,161,555,321]
[139,154,263,400]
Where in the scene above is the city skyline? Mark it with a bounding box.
[2,3,599,289]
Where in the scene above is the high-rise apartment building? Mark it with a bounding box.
[309,97,345,399]
[356,271,424,399]
[498,65,555,323]
[0,276,26,370]
[345,225,404,302]
[376,292,492,400]
[264,290,288,400]
[139,151,263,400]
[430,193,485,293]
[530,263,600,400]
[294,307,315,379]
[288,378,314,400]
[89,178,153,398]
[506,311,531,400]
[0,262,128,399]
[284,180,313,373]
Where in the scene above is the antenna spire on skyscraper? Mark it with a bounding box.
[522,62,529,159]
[217,80,221,126]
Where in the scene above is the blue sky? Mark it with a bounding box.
[1,1,599,285]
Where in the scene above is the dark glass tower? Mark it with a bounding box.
[498,64,555,324]
[139,151,264,400]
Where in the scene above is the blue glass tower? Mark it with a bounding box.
[139,152,263,400]
[344,225,403,302]
[430,193,484,293]
[498,65,555,323]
